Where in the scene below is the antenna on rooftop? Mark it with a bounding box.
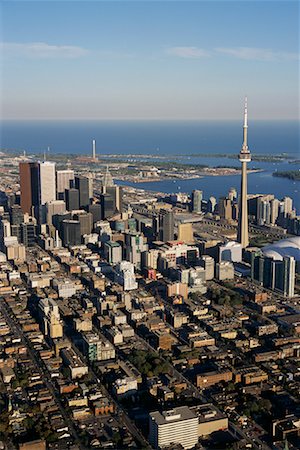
[44,146,50,162]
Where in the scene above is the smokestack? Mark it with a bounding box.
[92,139,96,159]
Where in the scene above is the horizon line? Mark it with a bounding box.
[1,117,299,122]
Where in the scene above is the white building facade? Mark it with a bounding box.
[149,407,199,449]
[39,161,56,205]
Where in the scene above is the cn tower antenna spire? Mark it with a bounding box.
[237,97,251,248]
[242,96,249,152]
[244,96,248,128]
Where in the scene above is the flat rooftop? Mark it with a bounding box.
[191,404,227,423]
[150,406,197,425]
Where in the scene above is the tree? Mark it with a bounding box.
[112,431,121,444]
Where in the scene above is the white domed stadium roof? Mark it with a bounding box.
[222,241,242,248]
[262,237,300,261]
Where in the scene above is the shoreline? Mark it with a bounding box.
[117,168,263,183]
[0,149,297,161]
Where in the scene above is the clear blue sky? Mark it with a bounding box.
[1,0,299,120]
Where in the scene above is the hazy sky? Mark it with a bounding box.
[1,0,299,120]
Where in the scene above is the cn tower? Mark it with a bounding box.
[237,98,251,248]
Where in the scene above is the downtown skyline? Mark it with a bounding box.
[1,0,299,120]
[0,3,300,450]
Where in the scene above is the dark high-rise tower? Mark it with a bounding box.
[19,162,39,214]
[62,220,81,246]
[237,98,251,248]
[21,222,36,247]
[75,176,89,209]
[65,188,80,211]
[88,203,102,223]
[100,193,116,219]
[153,209,174,242]
[10,205,24,226]
[106,186,123,212]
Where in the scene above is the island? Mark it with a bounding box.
[273,170,300,181]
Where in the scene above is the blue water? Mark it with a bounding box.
[116,170,300,212]
[0,120,299,156]
[0,119,299,212]
[107,154,298,172]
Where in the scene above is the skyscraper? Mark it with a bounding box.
[270,198,280,225]
[46,200,66,226]
[9,205,24,243]
[87,173,94,199]
[237,98,251,248]
[65,188,80,211]
[277,256,295,298]
[10,205,24,226]
[257,197,271,226]
[178,223,193,243]
[56,169,74,199]
[73,212,93,236]
[75,176,89,209]
[61,220,81,246]
[207,196,216,213]
[19,162,39,214]
[282,196,293,216]
[251,253,295,298]
[38,161,56,205]
[102,166,114,191]
[36,161,56,223]
[191,190,202,213]
[153,209,174,242]
[21,222,36,247]
[218,197,233,221]
[88,203,102,223]
[228,187,237,202]
[100,193,116,219]
[106,186,123,212]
